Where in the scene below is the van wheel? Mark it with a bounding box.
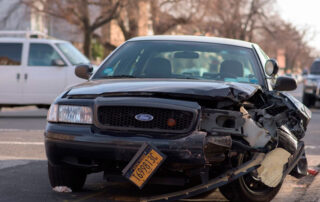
[48,163,87,192]
[302,93,315,107]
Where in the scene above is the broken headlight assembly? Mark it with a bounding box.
[47,104,93,124]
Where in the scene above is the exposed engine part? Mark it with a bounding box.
[231,140,263,152]
[204,135,232,163]
[201,107,272,149]
[242,118,271,148]
[257,148,291,187]
[201,109,244,136]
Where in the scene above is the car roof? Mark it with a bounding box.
[0,37,68,44]
[129,35,254,48]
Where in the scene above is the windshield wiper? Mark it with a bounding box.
[103,75,137,79]
[175,76,201,80]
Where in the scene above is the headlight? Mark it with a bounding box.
[47,104,58,122]
[47,104,93,124]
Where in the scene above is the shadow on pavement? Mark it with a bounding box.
[0,160,228,202]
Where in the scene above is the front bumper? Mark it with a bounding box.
[45,123,209,170]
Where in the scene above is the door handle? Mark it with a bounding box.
[16,73,20,81]
[24,73,28,80]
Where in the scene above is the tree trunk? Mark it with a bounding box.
[83,30,92,58]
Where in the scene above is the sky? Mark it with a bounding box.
[277,0,320,49]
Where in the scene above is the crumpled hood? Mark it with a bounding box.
[67,79,261,102]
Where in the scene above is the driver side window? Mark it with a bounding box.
[28,43,65,66]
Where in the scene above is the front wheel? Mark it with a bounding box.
[48,163,87,192]
[220,153,282,202]
[219,173,282,202]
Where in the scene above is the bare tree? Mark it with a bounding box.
[21,0,314,70]
[150,0,208,35]
[23,0,121,58]
[195,0,274,41]
[114,0,203,38]
[101,0,204,53]
[257,16,315,71]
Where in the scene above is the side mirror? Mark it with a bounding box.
[75,64,93,80]
[274,76,297,91]
[52,59,65,67]
[265,59,279,77]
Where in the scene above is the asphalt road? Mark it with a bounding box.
[1,84,320,202]
[0,107,47,130]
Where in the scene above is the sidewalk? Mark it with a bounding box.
[274,154,320,202]
[300,155,320,202]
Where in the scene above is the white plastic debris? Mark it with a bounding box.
[241,107,271,148]
[52,186,72,193]
[242,118,271,148]
[257,148,291,187]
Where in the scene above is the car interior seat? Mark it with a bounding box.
[144,58,172,78]
[220,60,244,78]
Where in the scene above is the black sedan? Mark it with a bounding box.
[45,36,311,202]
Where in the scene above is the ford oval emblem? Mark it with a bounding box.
[135,113,154,122]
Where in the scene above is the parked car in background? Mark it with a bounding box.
[45,36,310,202]
[293,74,303,83]
[284,73,296,82]
[303,59,320,107]
[0,31,91,109]
[284,73,303,84]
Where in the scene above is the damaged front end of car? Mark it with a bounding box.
[47,78,311,202]
[134,84,311,202]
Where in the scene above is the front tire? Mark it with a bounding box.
[48,163,87,192]
[220,153,282,202]
[302,93,315,107]
[219,174,282,202]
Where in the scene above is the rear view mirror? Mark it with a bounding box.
[75,64,93,80]
[52,59,65,66]
[265,59,279,77]
[274,76,297,91]
[174,51,199,59]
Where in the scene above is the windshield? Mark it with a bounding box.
[93,41,262,85]
[310,61,320,75]
[56,43,90,65]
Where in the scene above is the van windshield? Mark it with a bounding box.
[56,43,90,65]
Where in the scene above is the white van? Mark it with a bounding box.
[0,31,90,108]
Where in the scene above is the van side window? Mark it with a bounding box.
[28,44,65,66]
[0,43,23,65]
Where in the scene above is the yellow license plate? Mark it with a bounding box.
[122,144,166,189]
